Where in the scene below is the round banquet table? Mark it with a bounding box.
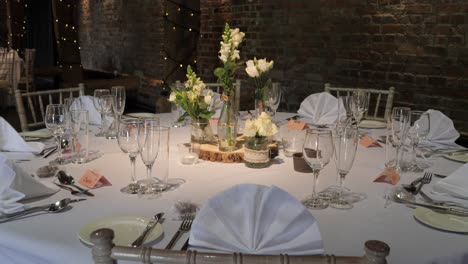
[0,112,467,264]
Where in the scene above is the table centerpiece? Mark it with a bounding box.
[243,112,278,168]
[245,57,274,116]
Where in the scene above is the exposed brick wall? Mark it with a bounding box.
[77,0,165,106]
[198,0,468,134]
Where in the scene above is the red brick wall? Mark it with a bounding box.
[198,0,468,133]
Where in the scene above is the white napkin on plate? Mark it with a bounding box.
[189,184,323,255]
[0,117,44,153]
[0,155,59,214]
[420,109,460,149]
[204,89,222,118]
[297,92,345,125]
[432,163,468,200]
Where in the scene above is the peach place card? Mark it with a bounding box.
[287,120,308,130]
[359,135,382,148]
[79,169,112,189]
[374,167,400,185]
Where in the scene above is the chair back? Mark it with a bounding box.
[0,49,18,89]
[91,228,389,264]
[14,84,85,131]
[324,83,395,121]
[19,48,36,92]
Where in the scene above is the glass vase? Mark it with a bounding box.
[191,118,215,145]
[244,137,271,168]
[217,93,238,152]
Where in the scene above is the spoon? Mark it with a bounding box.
[57,171,94,197]
[0,198,72,222]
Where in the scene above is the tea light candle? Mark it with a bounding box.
[182,153,198,164]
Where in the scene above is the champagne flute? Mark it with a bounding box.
[301,128,334,209]
[405,111,430,172]
[391,107,411,172]
[99,95,114,138]
[138,118,163,199]
[108,86,126,138]
[267,83,282,117]
[45,104,68,165]
[93,89,110,136]
[350,90,369,128]
[117,118,143,194]
[330,125,359,209]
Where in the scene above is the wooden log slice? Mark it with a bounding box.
[198,143,244,163]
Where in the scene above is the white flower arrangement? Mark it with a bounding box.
[245,57,274,104]
[169,66,215,121]
[214,23,245,97]
[243,112,279,138]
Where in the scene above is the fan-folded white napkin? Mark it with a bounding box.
[297,92,345,125]
[0,155,59,214]
[189,184,324,255]
[420,109,460,149]
[432,163,468,200]
[0,117,44,153]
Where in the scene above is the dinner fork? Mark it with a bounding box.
[413,172,432,195]
[165,217,193,250]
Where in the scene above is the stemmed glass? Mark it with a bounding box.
[117,118,143,194]
[405,111,430,172]
[301,128,334,209]
[330,125,359,209]
[45,104,68,165]
[138,118,163,199]
[93,89,110,136]
[108,86,126,139]
[350,90,369,128]
[266,83,282,117]
[391,107,411,172]
[99,95,114,138]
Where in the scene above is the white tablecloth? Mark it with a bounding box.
[0,113,467,264]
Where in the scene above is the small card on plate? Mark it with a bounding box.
[374,167,400,185]
[360,135,382,148]
[79,169,112,189]
[287,120,308,130]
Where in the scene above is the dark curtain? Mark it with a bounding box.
[26,0,54,68]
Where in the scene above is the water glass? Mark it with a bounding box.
[45,104,68,165]
[282,132,305,157]
[391,107,411,172]
[404,111,430,172]
[265,83,282,117]
[350,90,369,127]
[70,110,89,164]
[154,126,171,189]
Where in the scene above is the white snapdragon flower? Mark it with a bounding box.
[187,90,198,102]
[169,92,176,102]
[245,60,260,77]
[231,28,245,47]
[193,82,205,96]
[230,49,240,61]
[257,58,274,74]
[204,90,214,105]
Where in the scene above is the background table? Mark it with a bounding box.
[0,113,466,264]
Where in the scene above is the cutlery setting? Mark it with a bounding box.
[131,213,164,247]
[165,217,193,250]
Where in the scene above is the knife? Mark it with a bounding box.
[43,146,58,158]
[131,213,164,247]
[401,200,468,216]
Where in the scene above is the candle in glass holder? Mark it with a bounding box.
[178,143,198,165]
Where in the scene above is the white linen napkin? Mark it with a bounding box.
[0,117,44,153]
[297,92,345,125]
[204,89,222,118]
[420,109,460,149]
[189,184,324,255]
[0,155,59,214]
[77,96,102,125]
[432,163,468,200]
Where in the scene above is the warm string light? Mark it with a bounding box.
[53,0,81,68]
[162,0,201,87]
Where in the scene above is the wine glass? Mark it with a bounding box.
[330,125,359,209]
[405,111,430,172]
[391,107,411,172]
[45,104,68,165]
[266,83,282,117]
[108,86,126,139]
[117,118,143,194]
[137,118,163,199]
[301,128,334,209]
[350,90,369,128]
[93,89,110,136]
[99,95,114,139]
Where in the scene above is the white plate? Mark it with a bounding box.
[19,130,52,138]
[79,216,163,246]
[124,112,157,118]
[444,152,468,163]
[414,207,468,233]
[358,120,387,129]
